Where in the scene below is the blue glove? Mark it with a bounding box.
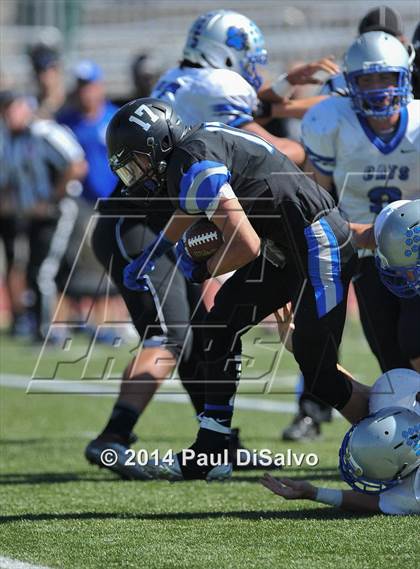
[176,241,210,283]
[123,231,174,292]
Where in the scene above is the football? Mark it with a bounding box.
[183,219,224,261]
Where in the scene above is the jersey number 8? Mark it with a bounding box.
[368,186,402,214]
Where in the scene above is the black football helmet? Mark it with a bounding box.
[106,97,189,196]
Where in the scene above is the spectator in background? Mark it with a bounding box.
[131,54,159,99]
[57,62,122,343]
[27,41,66,119]
[57,61,118,203]
[112,54,160,107]
[0,90,87,341]
[0,91,26,334]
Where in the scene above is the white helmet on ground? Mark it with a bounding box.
[339,407,420,493]
[369,369,420,415]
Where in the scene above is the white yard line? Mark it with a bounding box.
[0,373,342,417]
[0,556,52,569]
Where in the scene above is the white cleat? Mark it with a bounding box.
[156,454,184,481]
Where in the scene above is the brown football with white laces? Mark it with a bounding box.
[183,219,224,261]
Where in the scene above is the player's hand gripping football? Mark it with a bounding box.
[261,473,317,500]
[123,231,174,292]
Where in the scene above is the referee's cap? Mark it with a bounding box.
[358,6,404,37]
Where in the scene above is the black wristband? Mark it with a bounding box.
[191,262,211,283]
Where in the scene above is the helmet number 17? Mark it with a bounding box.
[129,104,159,131]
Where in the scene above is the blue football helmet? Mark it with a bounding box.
[339,407,420,494]
[374,200,420,298]
[182,10,267,90]
[344,31,412,118]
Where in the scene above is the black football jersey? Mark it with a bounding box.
[97,182,175,234]
[165,122,337,246]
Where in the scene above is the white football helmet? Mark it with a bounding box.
[339,407,420,494]
[374,199,420,298]
[370,369,420,415]
[343,31,412,118]
[182,10,267,90]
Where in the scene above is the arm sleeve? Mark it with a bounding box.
[301,100,338,175]
[179,160,231,215]
[167,155,232,216]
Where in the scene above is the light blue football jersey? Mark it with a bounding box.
[151,66,257,128]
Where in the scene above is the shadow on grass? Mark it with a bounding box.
[0,436,198,445]
[0,472,120,485]
[0,509,373,524]
[232,472,341,483]
[0,467,342,486]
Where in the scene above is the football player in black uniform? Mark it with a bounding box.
[106,98,371,481]
[84,186,210,479]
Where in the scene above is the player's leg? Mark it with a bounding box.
[291,212,370,423]
[177,280,207,417]
[85,215,193,479]
[353,256,411,370]
[26,216,59,340]
[292,280,370,423]
[159,256,293,481]
[398,295,420,372]
[0,214,26,335]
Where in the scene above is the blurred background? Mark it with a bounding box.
[1,0,418,97]
[0,0,418,348]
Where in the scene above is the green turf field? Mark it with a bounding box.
[0,318,418,569]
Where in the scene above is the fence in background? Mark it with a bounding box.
[1,0,419,96]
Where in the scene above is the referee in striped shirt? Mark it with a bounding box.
[0,90,87,341]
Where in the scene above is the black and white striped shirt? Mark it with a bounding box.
[0,119,84,213]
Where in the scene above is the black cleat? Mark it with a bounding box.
[281,414,321,442]
[85,434,152,480]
